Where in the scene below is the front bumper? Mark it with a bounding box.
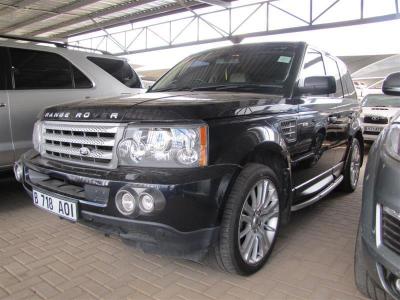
[20,150,241,260]
[359,134,400,298]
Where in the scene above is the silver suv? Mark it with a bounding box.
[0,37,144,171]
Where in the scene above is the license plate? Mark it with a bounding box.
[33,190,78,221]
[365,126,382,132]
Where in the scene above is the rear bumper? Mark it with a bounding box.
[20,150,241,260]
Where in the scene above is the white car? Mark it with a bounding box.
[361,93,400,142]
[0,37,145,171]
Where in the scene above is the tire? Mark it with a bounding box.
[340,138,362,193]
[213,163,282,275]
[354,222,392,300]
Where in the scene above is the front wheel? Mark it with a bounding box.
[340,138,362,192]
[214,163,282,275]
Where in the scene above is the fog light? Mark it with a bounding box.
[115,189,137,216]
[396,278,400,292]
[13,162,23,182]
[138,188,165,214]
[139,193,155,213]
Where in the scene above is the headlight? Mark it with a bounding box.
[385,123,400,160]
[117,124,208,168]
[32,121,43,153]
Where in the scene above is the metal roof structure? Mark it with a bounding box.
[0,0,399,55]
[0,0,233,39]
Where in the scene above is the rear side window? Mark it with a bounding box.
[344,72,357,98]
[9,48,92,90]
[324,56,344,97]
[87,57,142,88]
[337,59,357,98]
[72,66,93,89]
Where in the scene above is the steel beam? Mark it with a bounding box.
[196,0,231,8]
[41,0,399,55]
[0,0,101,34]
[110,13,400,55]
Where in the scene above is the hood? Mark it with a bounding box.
[41,92,292,122]
[361,106,400,120]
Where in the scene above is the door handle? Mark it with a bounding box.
[0,103,6,108]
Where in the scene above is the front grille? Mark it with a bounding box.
[382,207,400,255]
[281,120,297,142]
[364,115,388,124]
[41,121,124,168]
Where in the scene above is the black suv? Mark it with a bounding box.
[16,42,363,275]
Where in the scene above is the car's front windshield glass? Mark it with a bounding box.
[150,45,295,94]
[363,94,400,107]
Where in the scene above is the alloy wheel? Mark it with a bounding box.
[350,143,361,188]
[238,179,279,265]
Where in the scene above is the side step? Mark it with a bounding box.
[291,175,344,212]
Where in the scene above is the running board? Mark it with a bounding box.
[291,175,344,212]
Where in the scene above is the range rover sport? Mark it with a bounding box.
[16,42,363,275]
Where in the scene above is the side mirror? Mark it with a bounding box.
[298,76,336,96]
[382,72,400,96]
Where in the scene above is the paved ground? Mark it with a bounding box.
[0,165,368,300]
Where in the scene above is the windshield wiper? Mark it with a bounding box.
[190,83,279,92]
[190,85,232,92]
[150,86,192,92]
[217,83,279,90]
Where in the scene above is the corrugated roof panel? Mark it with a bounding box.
[0,0,233,38]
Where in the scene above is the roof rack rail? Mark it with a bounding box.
[0,35,111,55]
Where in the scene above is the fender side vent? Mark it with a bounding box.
[280,120,297,142]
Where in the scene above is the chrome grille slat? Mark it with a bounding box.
[43,123,119,133]
[43,133,115,147]
[41,121,124,168]
[45,144,113,160]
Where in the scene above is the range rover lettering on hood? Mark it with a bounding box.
[44,111,120,120]
[41,92,286,122]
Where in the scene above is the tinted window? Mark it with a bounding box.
[151,45,295,94]
[87,57,141,88]
[325,56,344,97]
[9,48,93,90]
[11,48,73,89]
[72,66,93,89]
[301,50,326,79]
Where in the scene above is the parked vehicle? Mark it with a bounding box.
[361,93,400,142]
[355,72,400,299]
[15,42,363,275]
[0,36,144,171]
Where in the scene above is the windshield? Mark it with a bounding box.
[150,45,295,94]
[362,94,400,107]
